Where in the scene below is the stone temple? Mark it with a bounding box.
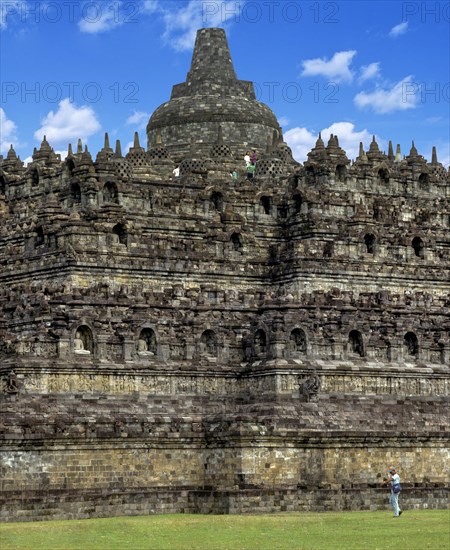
[0,28,449,521]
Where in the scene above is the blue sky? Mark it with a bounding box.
[1,0,449,167]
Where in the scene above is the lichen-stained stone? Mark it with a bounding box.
[0,28,449,521]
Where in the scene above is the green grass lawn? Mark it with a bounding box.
[1,510,449,550]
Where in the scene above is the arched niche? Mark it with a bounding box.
[71,182,81,204]
[404,332,419,357]
[112,223,127,245]
[293,193,302,214]
[230,232,243,252]
[364,233,376,254]
[35,226,45,246]
[348,330,364,357]
[30,168,39,187]
[66,158,76,177]
[74,325,94,354]
[418,173,429,188]
[254,329,267,356]
[137,327,157,356]
[335,164,346,182]
[260,195,272,215]
[200,329,218,357]
[103,181,119,204]
[290,328,307,353]
[412,236,424,258]
[210,191,223,212]
[377,168,390,184]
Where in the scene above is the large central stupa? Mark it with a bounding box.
[147,28,281,160]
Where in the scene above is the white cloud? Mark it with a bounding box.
[359,62,381,83]
[126,111,150,130]
[161,0,243,52]
[285,122,379,163]
[435,146,450,169]
[301,50,356,83]
[0,108,18,154]
[284,127,316,162]
[354,76,420,114]
[143,1,159,14]
[389,21,408,37]
[123,141,134,155]
[0,1,20,29]
[77,0,160,33]
[34,98,101,146]
[79,0,126,34]
[278,116,290,127]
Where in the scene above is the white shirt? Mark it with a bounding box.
[391,473,400,490]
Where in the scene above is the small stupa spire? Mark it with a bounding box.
[115,139,122,158]
[7,144,17,160]
[369,135,379,152]
[409,140,418,157]
[104,132,111,150]
[431,146,438,165]
[77,139,83,155]
[395,144,401,162]
[134,131,141,148]
[316,132,324,148]
[68,143,73,157]
[388,140,394,160]
[217,125,223,144]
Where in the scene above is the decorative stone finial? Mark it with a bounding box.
[134,132,141,148]
[431,146,438,165]
[77,139,83,155]
[356,142,368,163]
[409,140,418,157]
[369,136,380,152]
[115,139,122,158]
[395,144,401,162]
[39,135,52,153]
[104,132,111,150]
[68,143,73,157]
[7,145,17,160]
[388,140,394,160]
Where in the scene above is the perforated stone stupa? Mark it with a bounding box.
[0,28,449,522]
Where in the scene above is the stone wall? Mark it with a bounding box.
[0,27,449,522]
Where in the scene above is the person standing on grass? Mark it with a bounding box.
[383,466,402,517]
